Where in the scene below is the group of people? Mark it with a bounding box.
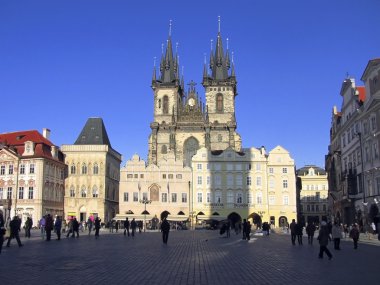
[289,218,363,260]
[220,219,252,240]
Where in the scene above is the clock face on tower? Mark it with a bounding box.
[188,98,195,107]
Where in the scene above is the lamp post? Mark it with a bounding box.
[140,198,151,232]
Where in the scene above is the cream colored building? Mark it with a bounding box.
[117,152,192,227]
[191,146,297,228]
[296,166,329,225]
[0,129,65,226]
[61,118,121,223]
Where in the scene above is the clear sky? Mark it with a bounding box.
[1,0,379,168]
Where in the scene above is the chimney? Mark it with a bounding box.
[43,128,51,140]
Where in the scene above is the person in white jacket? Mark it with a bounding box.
[332,222,342,250]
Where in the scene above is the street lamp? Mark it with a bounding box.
[140,198,151,232]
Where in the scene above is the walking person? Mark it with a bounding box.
[246,221,252,240]
[131,218,137,238]
[115,220,119,233]
[290,219,297,245]
[123,218,130,236]
[317,220,333,260]
[66,219,73,238]
[161,217,170,245]
[306,222,316,245]
[54,216,62,240]
[295,222,303,245]
[94,217,101,239]
[87,217,93,236]
[242,219,248,240]
[350,223,360,249]
[6,216,23,248]
[45,214,54,241]
[332,222,342,250]
[39,216,46,240]
[24,217,33,238]
[0,211,6,254]
[72,218,80,238]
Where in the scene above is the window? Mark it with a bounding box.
[70,186,75,197]
[216,94,223,112]
[9,165,13,175]
[316,205,319,212]
[282,167,287,174]
[92,186,98,198]
[236,193,243,204]
[133,192,139,202]
[227,164,233,171]
[247,193,252,204]
[142,192,148,201]
[0,188,3,199]
[162,174,166,179]
[256,164,261,171]
[269,167,274,174]
[70,164,76,175]
[81,187,87,198]
[197,176,202,185]
[197,192,203,203]
[20,164,25,174]
[256,192,262,204]
[206,192,211,203]
[161,193,167,203]
[176,174,182,179]
[7,187,12,199]
[256,177,262,187]
[236,174,242,186]
[161,145,167,154]
[93,163,99,175]
[218,134,222,142]
[182,193,187,203]
[283,195,289,205]
[283,179,288,188]
[248,164,251,170]
[28,187,33,199]
[227,174,233,186]
[127,174,133,179]
[227,191,234,203]
[134,174,138,178]
[246,176,252,186]
[124,192,129,202]
[215,174,221,186]
[215,192,222,203]
[18,187,24,199]
[163,95,169,114]
[374,142,379,159]
[269,195,275,205]
[269,178,275,189]
[323,204,326,212]
[307,205,310,212]
[82,164,87,174]
[197,163,202,170]
[30,164,35,174]
[171,193,177,203]
[214,163,221,171]
[0,165,5,175]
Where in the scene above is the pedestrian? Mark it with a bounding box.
[54,216,62,240]
[124,218,130,236]
[317,220,333,260]
[109,220,114,233]
[39,216,46,240]
[24,217,33,238]
[343,224,349,239]
[131,218,137,238]
[246,221,251,240]
[87,216,93,235]
[242,219,248,240]
[332,222,342,250]
[350,223,360,249]
[306,222,316,245]
[290,219,297,245]
[6,216,23,248]
[66,219,73,238]
[94,217,101,239]
[115,220,119,233]
[72,218,79,238]
[138,221,143,233]
[0,211,6,254]
[296,222,303,245]
[45,214,54,241]
[161,217,170,245]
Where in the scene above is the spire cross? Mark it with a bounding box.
[218,16,221,33]
[169,20,172,36]
[226,38,229,50]
[187,80,197,92]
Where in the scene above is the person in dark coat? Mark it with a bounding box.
[295,222,303,245]
[54,216,62,240]
[45,214,54,241]
[131,218,137,238]
[87,217,93,236]
[24,217,33,238]
[350,223,360,249]
[6,216,23,248]
[242,219,248,240]
[317,221,333,260]
[124,218,130,236]
[71,218,79,238]
[306,222,316,245]
[290,219,297,245]
[160,217,170,244]
[94,217,101,239]
[0,211,6,254]
[246,221,251,240]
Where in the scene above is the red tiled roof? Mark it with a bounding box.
[356,86,366,102]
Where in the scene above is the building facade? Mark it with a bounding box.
[61,118,122,223]
[326,58,380,229]
[296,165,329,225]
[0,129,65,225]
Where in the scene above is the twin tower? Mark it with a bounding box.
[148,23,242,167]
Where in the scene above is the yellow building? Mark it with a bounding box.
[297,165,329,225]
[61,118,121,223]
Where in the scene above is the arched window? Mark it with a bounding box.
[161,145,167,154]
[70,164,76,175]
[82,164,87,175]
[70,186,75,197]
[93,163,99,175]
[216,94,223,112]
[92,186,98,198]
[81,186,87,198]
[163,96,169,114]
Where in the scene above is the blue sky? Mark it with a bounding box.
[1,0,379,168]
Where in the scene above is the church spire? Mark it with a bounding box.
[159,20,177,85]
[210,16,229,81]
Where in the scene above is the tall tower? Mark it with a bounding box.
[202,18,241,151]
[149,22,184,165]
